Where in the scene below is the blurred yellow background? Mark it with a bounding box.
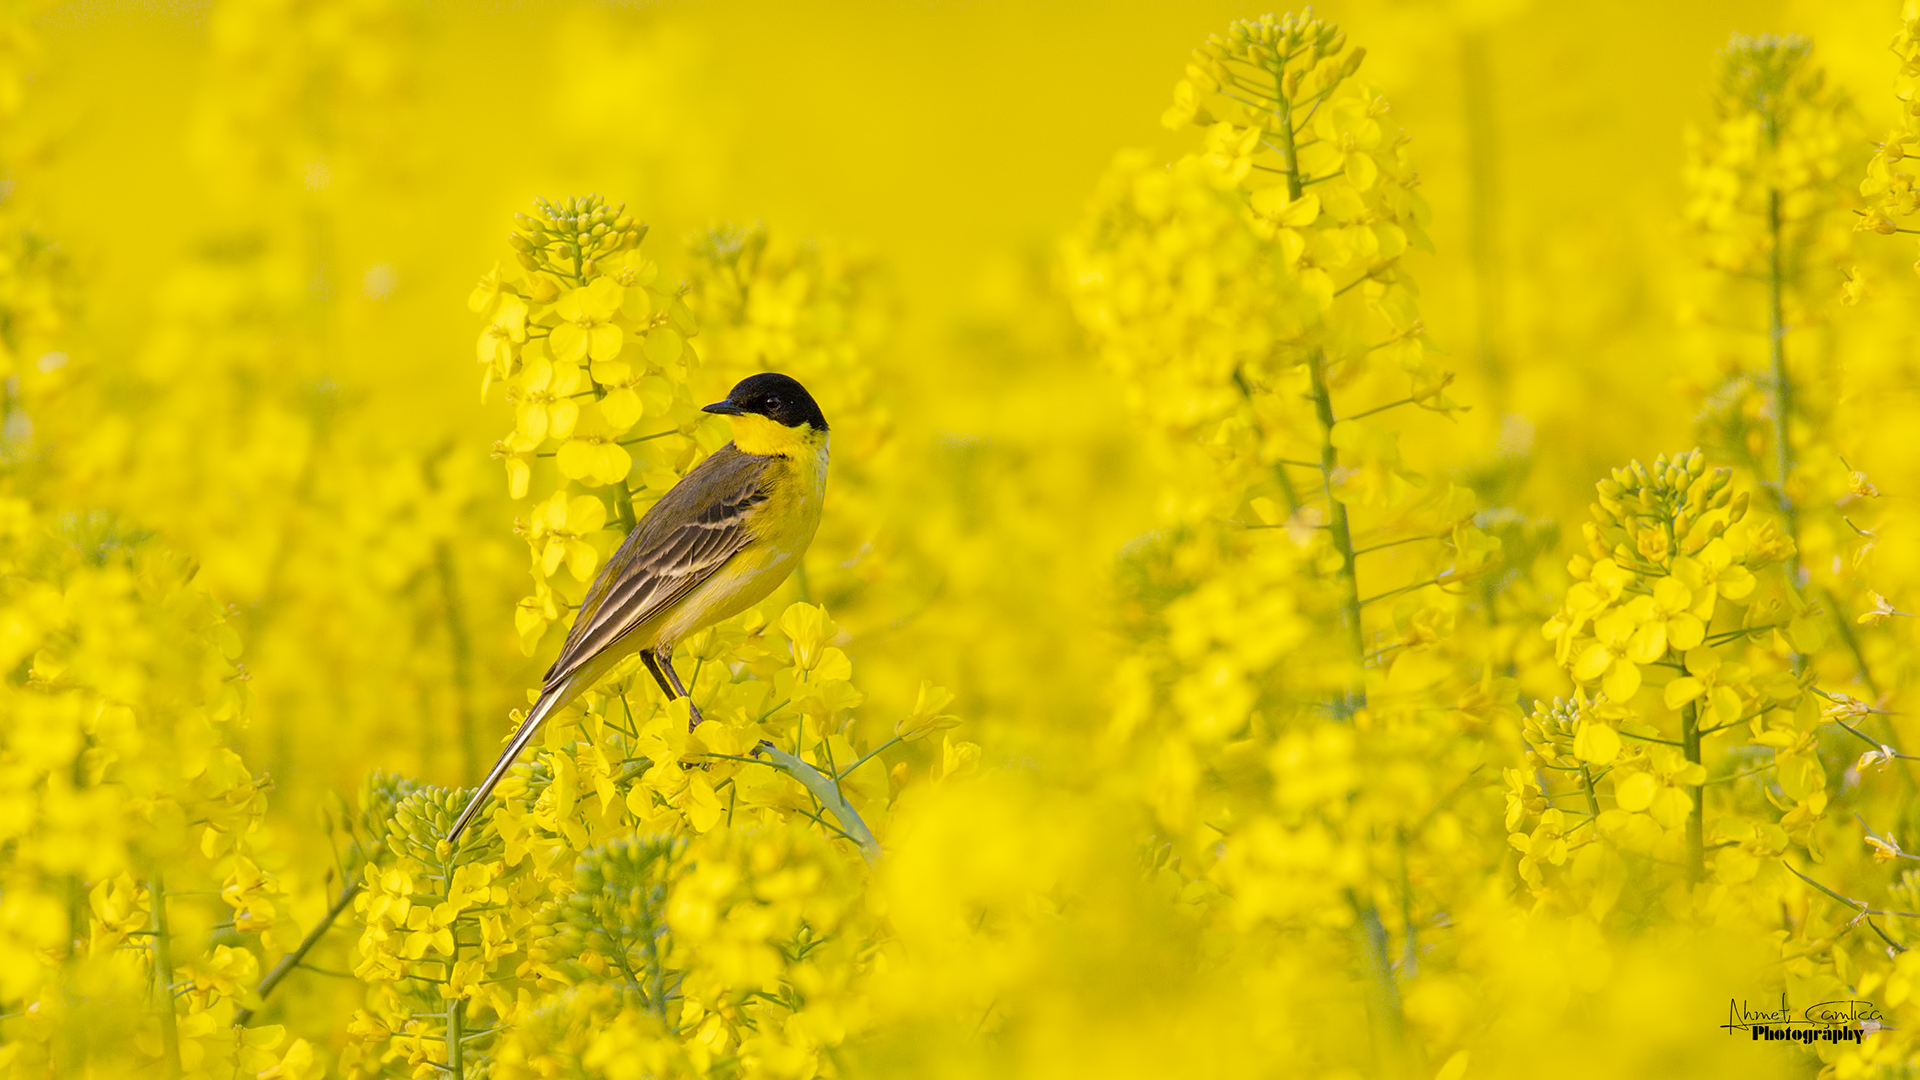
[20,0,1885,399]
[23,0,1907,576]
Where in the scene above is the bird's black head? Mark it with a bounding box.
[702,372,828,432]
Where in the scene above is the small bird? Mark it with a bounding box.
[446,372,830,844]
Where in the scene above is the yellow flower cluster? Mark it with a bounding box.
[343,631,875,1075]
[0,500,317,1077]
[1680,36,1873,616]
[279,201,994,1079]
[346,786,521,1074]
[471,195,705,652]
[339,636,904,1075]
[1059,13,1521,1072]
[0,16,328,1065]
[1521,450,1817,902]
[10,0,520,815]
[1862,1,1920,254]
[1685,36,1851,285]
[1073,11,1438,462]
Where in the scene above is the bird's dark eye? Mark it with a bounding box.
[766,396,784,413]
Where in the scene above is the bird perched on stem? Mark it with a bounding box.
[446,372,830,844]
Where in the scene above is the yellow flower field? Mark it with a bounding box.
[4,0,1920,1076]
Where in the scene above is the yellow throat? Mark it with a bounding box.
[729,413,825,459]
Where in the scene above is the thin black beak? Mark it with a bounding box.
[702,400,745,416]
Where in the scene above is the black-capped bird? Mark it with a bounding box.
[446,372,830,844]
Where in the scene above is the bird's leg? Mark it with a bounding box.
[639,648,677,702]
[645,646,705,731]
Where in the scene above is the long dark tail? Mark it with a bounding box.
[445,679,571,844]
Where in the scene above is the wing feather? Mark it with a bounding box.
[543,445,769,687]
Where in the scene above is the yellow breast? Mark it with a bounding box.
[655,423,829,645]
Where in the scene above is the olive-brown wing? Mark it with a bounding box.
[543,444,770,687]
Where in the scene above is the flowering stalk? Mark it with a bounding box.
[238,881,363,1027]
[1133,11,1474,1067]
[1525,450,1806,896]
[1239,19,1399,1054]
[1765,183,1793,585]
[1264,25,1361,696]
[1755,43,1802,588]
[149,871,181,1078]
[352,784,517,1075]
[1686,36,1846,591]
[1062,11,1523,1072]
[1861,3,1920,250]
[473,195,698,656]
[1240,15,1367,710]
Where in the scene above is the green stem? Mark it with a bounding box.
[1682,701,1704,883]
[1309,352,1366,717]
[1343,394,1420,423]
[837,734,906,781]
[1279,82,1366,710]
[67,750,87,960]
[1272,78,1304,203]
[1233,367,1301,513]
[610,480,638,535]
[1348,888,1406,1075]
[606,921,644,1002]
[445,881,466,1078]
[237,881,362,1026]
[795,806,861,846]
[753,743,880,864]
[1762,112,1802,594]
[148,872,181,1078]
[1397,831,1417,978]
[1778,864,1911,956]
[1269,45,1401,1071]
[448,996,465,1078]
[641,895,671,1027]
